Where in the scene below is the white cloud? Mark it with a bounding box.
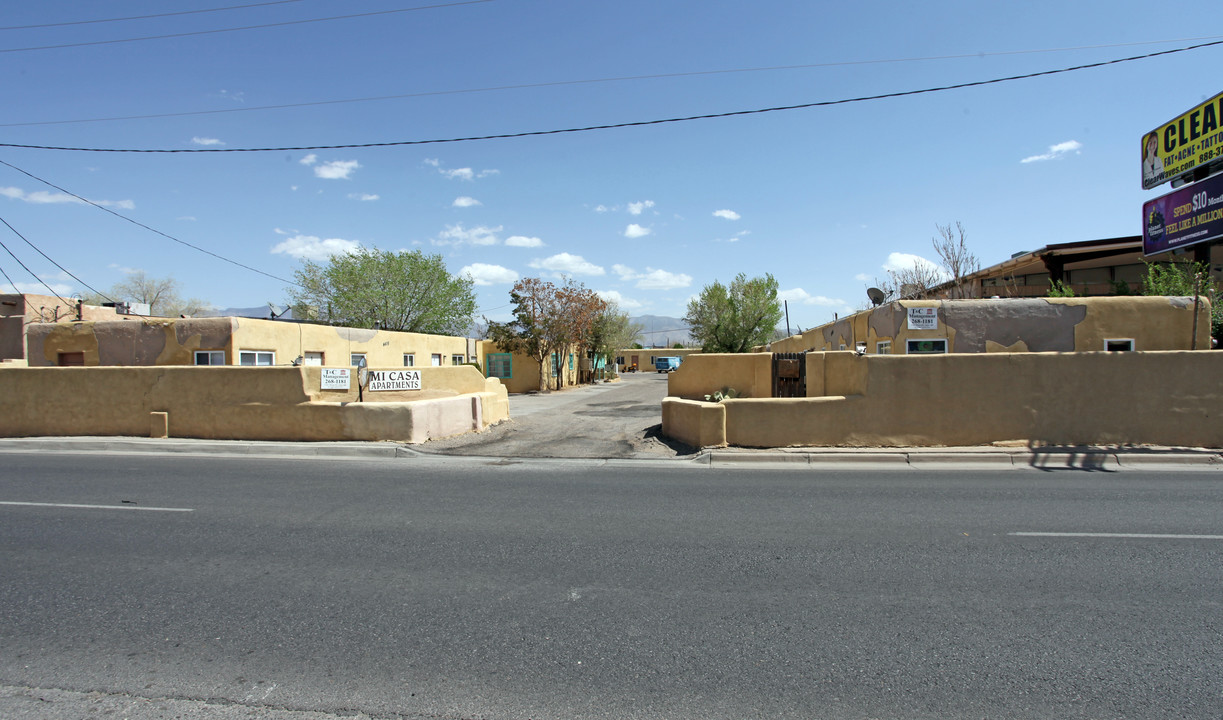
[624,223,652,239]
[439,167,498,181]
[1,186,132,209]
[423,158,441,167]
[348,193,380,202]
[854,273,874,283]
[300,154,318,166]
[191,137,225,146]
[596,289,643,309]
[452,196,481,208]
[270,234,360,261]
[529,253,605,276]
[461,263,519,286]
[614,264,692,290]
[1021,140,1082,164]
[593,204,612,213]
[778,288,849,308]
[434,223,502,246]
[505,235,544,248]
[627,200,655,216]
[713,230,750,243]
[314,159,360,179]
[713,209,741,220]
[883,252,944,275]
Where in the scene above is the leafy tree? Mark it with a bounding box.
[487,278,605,391]
[288,248,475,335]
[590,302,643,375]
[684,273,783,353]
[1141,261,1222,345]
[84,271,211,317]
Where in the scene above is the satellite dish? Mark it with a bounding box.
[267,302,285,319]
[866,287,886,306]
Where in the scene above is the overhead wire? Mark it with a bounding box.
[0,218,76,306]
[4,39,1220,155]
[0,0,498,54]
[0,260,18,291]
[6,35,1223,129]
[0,159,301,288]
[0,0,308,31]
[0,214,113,302]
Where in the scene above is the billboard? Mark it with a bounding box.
[1141,91,1223,190]
[1143,172,1223,256]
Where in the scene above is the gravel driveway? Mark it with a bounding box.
[421,371,690,459]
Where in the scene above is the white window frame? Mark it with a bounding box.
[194,350,225,366]
[1104,338,1135,351]
[403,353,415,367]
[350,352,367,367]
[238,350,275,366]
[876,341,891,355]
[451,354,465,366]
[303,351,324,366]
[906,339,948,355]
[431,353,442,366]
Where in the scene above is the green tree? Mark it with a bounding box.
[487,278,605,391]
[1141,261,1222,344]
[288,248,475,335]
[684,273,783,353]
[84,271,212,317]
[589,302,643,377]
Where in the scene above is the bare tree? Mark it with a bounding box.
[85,271,212,317]
[932,222,979,299]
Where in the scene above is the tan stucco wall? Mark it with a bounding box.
[667,352,773,399]
[663,350,1223,448]
[1,294,123,361]
[767,296,1211,354]
[23,316,475,368]
[0,364,507,443]
[479,341,580,394]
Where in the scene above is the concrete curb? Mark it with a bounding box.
[0,437,411,460]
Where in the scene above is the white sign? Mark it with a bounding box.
[321,368,351,390]
[368,369,422,392]
[907,307,938,330]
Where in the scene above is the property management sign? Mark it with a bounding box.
[1142,90,1223,190]
[368,369,422,391]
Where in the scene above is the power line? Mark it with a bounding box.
[0,260,18,291]
[0,220,74,306]
[6,35,1222,129]
[0,159,301,288]
[5,39,1219,155]
[0,214,112,302]
[0,0,498,54]
[0,0,308,31]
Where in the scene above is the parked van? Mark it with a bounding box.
[654,356,682,373]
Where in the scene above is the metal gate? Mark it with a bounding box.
[772,352,806,397]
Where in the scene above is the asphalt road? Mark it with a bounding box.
[423,371,684,459]
[2,451,1221,719]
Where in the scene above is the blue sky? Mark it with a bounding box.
[2,0,1220,334]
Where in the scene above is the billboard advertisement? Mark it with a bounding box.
[1141,90,1223,190]
[1143,172,1223,256]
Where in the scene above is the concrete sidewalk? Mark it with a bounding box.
[0,436,1218,470]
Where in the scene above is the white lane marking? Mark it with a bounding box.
[0,501,194,513]
[1010,532,1223,540]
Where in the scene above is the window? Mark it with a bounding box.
[568,353,574,370]
[487,353,512,379]
[350,353,366,367]
[452,354,465,366]
[1105,338,1134,351]
[194,350,225,365]
[876,341,891,355]
[403,353,415,367]
[431,354,442,366]
[839,344,847,351]
[906,339,947,355]
[239,350,275,366]
[615,356,624,366]
[303,352,324,366]
[57,352,85,367]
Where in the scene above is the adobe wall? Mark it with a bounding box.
[24,317,474,368]
[768,296,1211,354]
[0,364,507,443]
[663,350,1223,448]
[479,341,580,394]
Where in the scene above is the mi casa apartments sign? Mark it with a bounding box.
[367,370,422,392]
